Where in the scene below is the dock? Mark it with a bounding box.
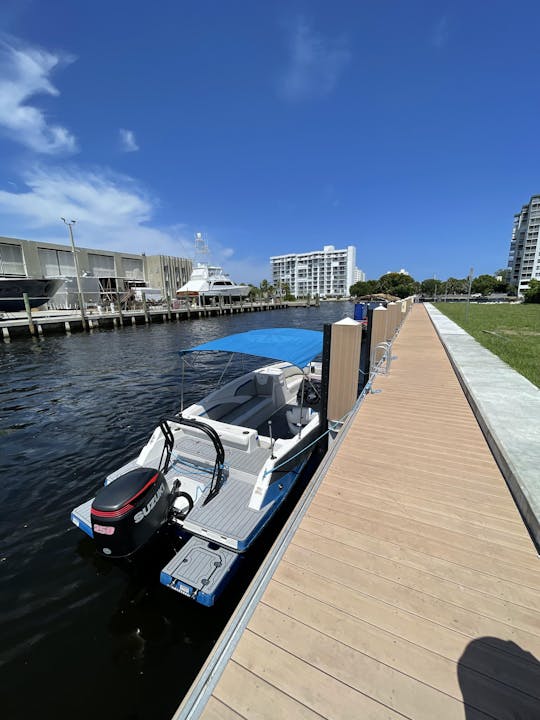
[0,299,285,341]
[178,303,540,719]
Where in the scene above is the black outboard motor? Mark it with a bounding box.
[91,467,169,557]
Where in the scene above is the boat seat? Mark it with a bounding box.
[220,395,274,428]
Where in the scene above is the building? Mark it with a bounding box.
[270,245,357,298]
[353,267,366,283]
[507,194,540,295]
[0,235,192,308]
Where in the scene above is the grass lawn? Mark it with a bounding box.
[433,302,540,388]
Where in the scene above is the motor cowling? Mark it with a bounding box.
[91,467,169,557]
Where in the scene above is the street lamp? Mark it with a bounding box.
[61,218,86,329]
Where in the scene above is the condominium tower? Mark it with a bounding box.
[270,245,356,298]
[507,194,540,295]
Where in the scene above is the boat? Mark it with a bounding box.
[176,264,250,302]
[176,232,250,302]
[71,328,324,606]
[0,277,64,312]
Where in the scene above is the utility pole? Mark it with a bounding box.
[465,267,474,323]
[61,218,87,330]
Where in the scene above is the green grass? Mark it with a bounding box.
[433,302,540,388]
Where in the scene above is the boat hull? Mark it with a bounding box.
[0,277,64,312]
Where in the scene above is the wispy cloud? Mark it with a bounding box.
[0,166,193,256]
[430,16,449,49]
[278,18,350,101]
[0,165,267,281]
[0,35,77,154]
[119,128,139,152]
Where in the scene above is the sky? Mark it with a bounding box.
[0,0,539,284]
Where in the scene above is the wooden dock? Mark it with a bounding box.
[0,300,285,341]
[189,304,540,720]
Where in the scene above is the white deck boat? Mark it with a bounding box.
[71,328,323,606]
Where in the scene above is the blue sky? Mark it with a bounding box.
[0,1,539,284]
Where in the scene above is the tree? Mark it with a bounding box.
[446,277,468,294]
[524,279,540,303]
[349,279,379,296]
[259,279,269,297]
[471,274,497,296]
[280,282,295,300]
[377,272,417,298]
[420,278,443,295]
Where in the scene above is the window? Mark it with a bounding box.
[121,257,144,280]
[38,248,75,276]
[88,253,115,277]
[0,243,25,275]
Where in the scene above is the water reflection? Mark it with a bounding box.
[0,303,354,719]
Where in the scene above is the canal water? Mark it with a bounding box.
[0,302,354,720]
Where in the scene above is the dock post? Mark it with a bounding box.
[166,295,172,321]
[387,302,397,341]
[2,326,10,342]
[141,291,150,323]
[131,315,136,326]
[64,321,71,335]
[370,306,388,369]
[327,318,362,427]
[23,292,36,336]
[116,294,124,326]
[318,323,332,454]
[359,308,373,391]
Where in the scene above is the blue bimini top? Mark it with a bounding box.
[180,327,323,369]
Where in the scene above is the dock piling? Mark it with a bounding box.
[23,292,36,336]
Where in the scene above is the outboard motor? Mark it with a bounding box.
[91,467,169,557]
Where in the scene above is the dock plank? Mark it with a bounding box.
[188,305,540,720]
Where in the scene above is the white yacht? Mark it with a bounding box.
[176,233,249,301]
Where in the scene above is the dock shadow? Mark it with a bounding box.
[457,636,540,719]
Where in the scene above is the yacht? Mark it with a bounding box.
[176,233,249,302]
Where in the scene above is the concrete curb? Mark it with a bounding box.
[425,304,540,551]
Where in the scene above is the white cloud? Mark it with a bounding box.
[278,18,350,101]
[0,166,192,256]
[119,128,139,152]
[0,165,268,282]
[0,36,77,154]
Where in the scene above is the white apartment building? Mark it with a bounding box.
[270,245,356,298]
[353,267,366,283]
[507,194,540,295]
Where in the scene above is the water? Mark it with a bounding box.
[0,303,354,720]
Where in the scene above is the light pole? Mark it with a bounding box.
[465,266,474,323]
[61,218,87,330]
